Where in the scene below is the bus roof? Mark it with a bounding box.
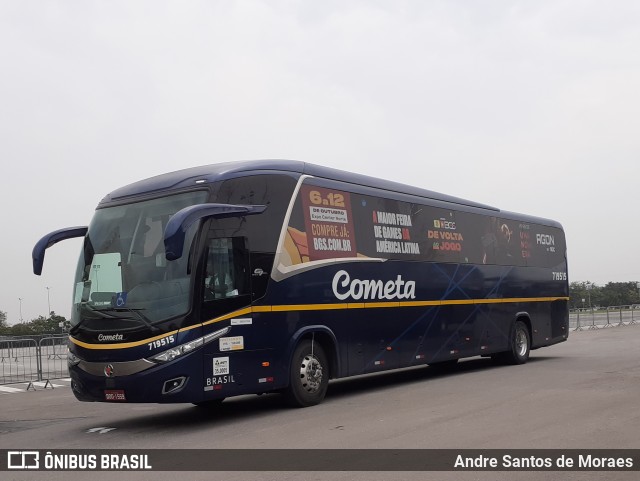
[99,160,562,228]
[102,160,497,208]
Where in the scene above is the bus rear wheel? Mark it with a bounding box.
[284,339,329,408]
[493,320,530,365]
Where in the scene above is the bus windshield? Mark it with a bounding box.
[70,190,208,327]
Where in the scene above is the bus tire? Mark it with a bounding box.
[493,320,530,365]
[284,339,329,408]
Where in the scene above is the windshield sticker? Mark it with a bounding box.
[113,292,128,307]
[219,336,244,352]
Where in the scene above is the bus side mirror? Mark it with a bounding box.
[164,203,266,261]
[33,226,88,275]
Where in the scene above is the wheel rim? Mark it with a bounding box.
[515,328,528,357]
[299,354,323,394]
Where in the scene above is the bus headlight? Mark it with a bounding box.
[150,347,182,363]
[148,326,231,364]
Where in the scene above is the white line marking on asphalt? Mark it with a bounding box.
[86,427,117,434]
[0,385,24,393]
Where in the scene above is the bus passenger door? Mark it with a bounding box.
[200,236,252,397]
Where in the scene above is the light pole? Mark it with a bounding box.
[18,297,23,322]
[93,264,100,291]
[46,286,51,318]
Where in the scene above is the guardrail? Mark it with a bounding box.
[569,305,640,330]
[0,335,69,387]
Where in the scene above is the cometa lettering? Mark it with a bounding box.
[98,333,123,342]
[332,270,416,301]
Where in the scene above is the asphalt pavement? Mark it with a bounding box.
[2,326,640,481]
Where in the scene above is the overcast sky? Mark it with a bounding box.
[1,1,639,323]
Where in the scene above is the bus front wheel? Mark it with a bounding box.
[284,339,329,408]
[493,320,531,365]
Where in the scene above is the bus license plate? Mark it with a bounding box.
[104,390,126,402]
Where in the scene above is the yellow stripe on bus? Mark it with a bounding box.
[69,296,569,350]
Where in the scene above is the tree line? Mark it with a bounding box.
[569,281,640,309]
[0,310,69,336]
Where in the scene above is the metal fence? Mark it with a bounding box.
[569,305,640,330]
[0,335,69,386]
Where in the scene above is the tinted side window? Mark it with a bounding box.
[281,179,564,269]
[216,174,298,253]
[203,237,249,301]
[525,225,566,268]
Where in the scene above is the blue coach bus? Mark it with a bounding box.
[33,160,568,407]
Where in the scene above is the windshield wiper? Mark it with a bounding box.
[70,304,159,334]
[70,303,121,334]
[106,307,159,332]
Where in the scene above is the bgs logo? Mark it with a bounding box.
[433,218,456,230]
[8,451,40,469]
